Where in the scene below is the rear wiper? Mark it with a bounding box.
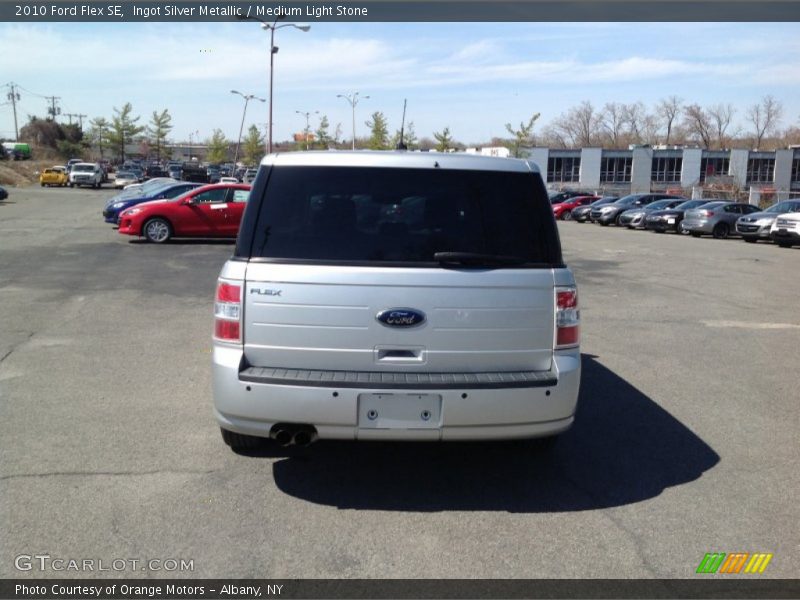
[433,252,529,266]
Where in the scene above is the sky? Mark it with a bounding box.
[1,21,800,146]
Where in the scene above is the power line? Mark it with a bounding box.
[14,83,50,99]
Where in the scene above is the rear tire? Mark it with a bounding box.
[615,213,624,226]
[712,223,729,239]
[561,210,572,221]
[220,428,265,454]
[143,218,172,243]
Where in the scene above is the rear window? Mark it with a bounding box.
[239,166,561,266]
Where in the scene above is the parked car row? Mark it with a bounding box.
[104,181,252,244]
[39,160,108,188]
[558,191,800,246]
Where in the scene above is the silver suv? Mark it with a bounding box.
[212,152,581,452]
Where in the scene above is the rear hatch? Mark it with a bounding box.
[238,160,563,374]
[243,264,555,372]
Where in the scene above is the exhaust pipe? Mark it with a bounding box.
[270,424,318,447]
[272,428,293,447]
[292,430,315,447]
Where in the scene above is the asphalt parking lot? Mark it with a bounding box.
[1,184,798,579]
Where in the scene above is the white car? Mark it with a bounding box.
[114,171,139,189]
[212,151,581,452]
[769,211,800,247]
[68,163,103,188]
[219,176,239,184]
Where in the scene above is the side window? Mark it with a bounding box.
[194,188,228,204]
[164,186,191,199]
[743,204,760,214]
[229,189,250,203]
[724,204,741,213]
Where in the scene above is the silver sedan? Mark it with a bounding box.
[681,201,761,239]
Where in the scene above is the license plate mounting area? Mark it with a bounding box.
[358,393,442,429]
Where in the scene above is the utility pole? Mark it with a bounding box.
[76,114,87,129]
[64,113,76,125]
[45,96,61,121]
[6,83,21,140]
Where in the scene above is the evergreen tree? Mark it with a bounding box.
[147,109,173,161]
[107,103,145,162]
[242,125,264,166]
[433,127,454,152]
[315,115,331,149]
[87,117,110,159]
[365,111,390,150]
[206,129,229,164]
[504,113,540,158]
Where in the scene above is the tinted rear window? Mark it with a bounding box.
[239,166,561,266]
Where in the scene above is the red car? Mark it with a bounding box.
[118,183,251,243]
[552,195,600,221]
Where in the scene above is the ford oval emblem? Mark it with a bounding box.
[376,308,426,328]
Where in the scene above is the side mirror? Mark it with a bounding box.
[180,197,194,205]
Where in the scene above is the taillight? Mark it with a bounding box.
[701,210,715,217]
[214,280,242,343]
[555,286,580,349]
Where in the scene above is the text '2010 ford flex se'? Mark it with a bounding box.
[212,151,581,452]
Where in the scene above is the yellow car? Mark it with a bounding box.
[40,166,68,187]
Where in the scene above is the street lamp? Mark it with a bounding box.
[337,92,369,151]
[295,110,319,150]
[231,90,266,171]
[187,129,199,161]
[240,15,310,154]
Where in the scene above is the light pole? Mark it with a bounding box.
[240,15,310,154]
[295,110,319,150]
[187,130,199,161]
[231,90,266,170]
[337,92,369,151]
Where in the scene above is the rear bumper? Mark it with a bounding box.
[212,346,581,441]
[681,218,714,233]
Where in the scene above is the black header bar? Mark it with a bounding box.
[3,1,800,22]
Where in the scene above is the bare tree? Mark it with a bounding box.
[747,95,783,150]
[656,96,683,145]
[552,100,599,147]
[707,103,736,149]
[682,104,713,149]
[539,125,568,149]
[639,112,662,146]
[599,102,625,148]
[622,101,649,145]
